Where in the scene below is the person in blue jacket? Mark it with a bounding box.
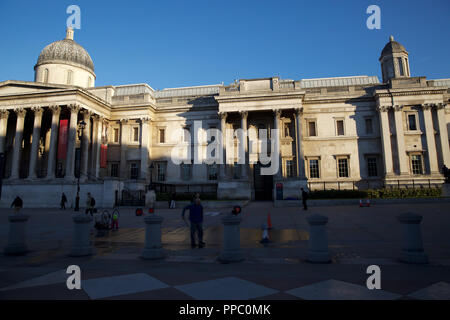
[182,198,205,248]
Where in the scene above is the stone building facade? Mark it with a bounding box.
[0,29,449,207]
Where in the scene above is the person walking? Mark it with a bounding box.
[169,192,176,209]
[182,198,205,248]
[86,193,93,216]
[301,188,308,210]
[111,210,119,230]
[11,196,23,214]
[60,192,67,210]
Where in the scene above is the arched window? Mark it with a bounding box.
[67,70,73,85]
[43,68,49,83]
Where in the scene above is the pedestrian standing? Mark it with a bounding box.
[111,210,119,230]
[11,196,23,214]
[86,192,93,216]
[170,192,176,209]
[182,198,205,248]
[60,192,67,210]
[301,188,308,210]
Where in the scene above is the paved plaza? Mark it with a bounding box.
[1,200,450,300]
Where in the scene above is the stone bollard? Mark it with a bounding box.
[4,214,30,255]
[397,212,428,264]
[70,214,93,257]
[141,215,165,260]
[218,215,244,263]
[306,214,331,263]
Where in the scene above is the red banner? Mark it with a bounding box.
[100,144,108,168]
[57,119,68,160]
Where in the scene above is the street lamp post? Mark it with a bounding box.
[74,120,86,212]
[148,163,154,191]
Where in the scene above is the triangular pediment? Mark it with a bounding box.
[0,80,72,96]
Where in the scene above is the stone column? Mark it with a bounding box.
[393,105,409,175]
[94,116,103,178]
[10,108,27,180]
[294,107,305,178]
[65,104,80,180]
[218,215,244,263]
[28,107,44,179]
[0,110,9,153]
[46,106,61,180]
[4,214,30,255]
[80,110,91,182]
[219,112,227,179]
[120,119,129,179]
[141,214,165,259]
[140,117,150,180]
[239,111,248,178]
[89,115,99,178]
[397,212,428,264]
[273,109,282,179]
[422,104,439,173]
[378,106,394,176]
[436,103,450,167]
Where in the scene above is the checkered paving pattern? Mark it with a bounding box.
[1,268,449,300]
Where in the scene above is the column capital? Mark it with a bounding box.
[139,116,152,123]
[14,107,27,118]
[82,109,94,118]
[0,109,9,119]
[68,103,81,113]
[239,111,248,119]
[437,103,447,110]
[422,103,435,111]
[218,112,227,121]
[49,105,61,115]
[393,105,404,112]
[272,109,282,118]
[377,105,390,112]
[294,107,303,116]
[31,106,44,116]
[119,118,129,124]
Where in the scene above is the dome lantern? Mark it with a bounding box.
[379,35,410,83]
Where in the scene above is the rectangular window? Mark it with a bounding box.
[133,127,139,142]
[156,163,166,181]
[338,158,349,178]
[408,114,417,131]
[309,159,320,178]
[286,160,295,178]
[367,157,378,177]
[110,163,119,177]
[336,120,344,136]
[130,163,139,179]
[181,163,192,181]
[159,129,165,143]
[308,121,317,137]
[208,164,218,180]
[411,155,423,175]
[398,58,404,76]
[365,118,373,134]
[113,128,119,143]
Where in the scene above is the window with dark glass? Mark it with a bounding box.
[338,158,349,178]
[309,159,320,178]
[113,128,119,143]
[308,121,317,137]
[286,160,295,177]
[157,163,166,181]
[111,163,119,177]
[133,127,139,142]
[408,114,417,131]
[367,157,378,177]
[398,58,404,76]
[159,129,165,143]
[130,163,139,179]
[411,155,423,175]
[336,120,344,136]
[181,163,192,181]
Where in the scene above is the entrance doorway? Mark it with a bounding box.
[253,162,273,200]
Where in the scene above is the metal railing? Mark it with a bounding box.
[307,178,442,191]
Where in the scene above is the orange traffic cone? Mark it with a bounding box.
[359,199,363,207]
[267,212,273,229]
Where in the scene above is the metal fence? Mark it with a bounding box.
[307,179,442,191]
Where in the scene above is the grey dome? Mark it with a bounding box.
[35,38,94,73]
[380,36,407,59]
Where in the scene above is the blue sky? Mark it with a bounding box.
[0,0,449,90]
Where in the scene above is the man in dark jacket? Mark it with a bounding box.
[11,196,23,213]
[60,193,67,210]
[182,198,205,248]
[301,188,308,210]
